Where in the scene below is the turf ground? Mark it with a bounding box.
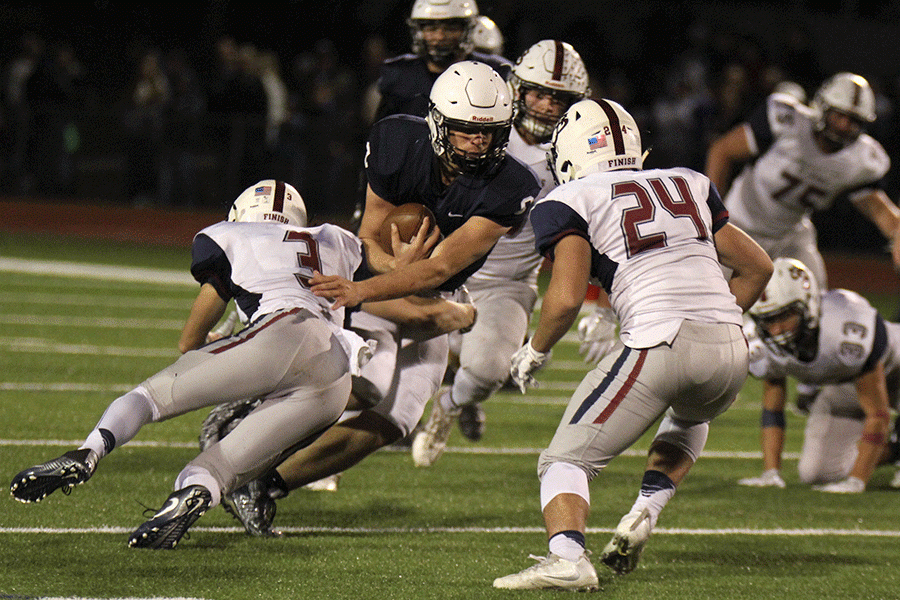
[1,232,899,600]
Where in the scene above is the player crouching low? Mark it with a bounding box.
[10,180,374,549]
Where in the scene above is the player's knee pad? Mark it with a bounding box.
[451,366,502,406]
[652,414,709,463]
[539,461,591,511]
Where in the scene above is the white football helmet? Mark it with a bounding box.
[408,0,479,65]
[547,98,642,185]
[427,60,513,176]
[472,15,503,56]
[811,72,875,147]
[227,180,307,227]
[510,40,590,142]
[748,257,821,357]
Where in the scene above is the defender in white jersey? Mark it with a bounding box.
[493,99,772,590]
[738,258,900,492]
[412,40,590,464]
[706,72,900,286]
[9,180,369,549]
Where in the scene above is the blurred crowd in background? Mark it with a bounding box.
[2,1,900,254]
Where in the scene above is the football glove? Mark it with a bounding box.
[577,306,618,364]
[199,397,263,451]
[737,469,786,488]
[207,309,239,343]
[509,340,551,394]
[813,476,865,494]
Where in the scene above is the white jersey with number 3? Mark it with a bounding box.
[532,167,742,349]
[192,220,363,334]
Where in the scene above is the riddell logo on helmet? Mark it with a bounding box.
[470,115,495,122]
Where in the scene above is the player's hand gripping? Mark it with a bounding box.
[391,217,441,269]
[509,340,551,394]
[577,306,618,364]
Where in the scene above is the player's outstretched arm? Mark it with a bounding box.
[313,216,508,308]
[850,189,900,270]
[705,123,753,196]
[179,283,228,353]
[714,223,774,312]
[847,363,892,486]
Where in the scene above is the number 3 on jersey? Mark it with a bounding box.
[615,175,709,258]
[283,230,321,287]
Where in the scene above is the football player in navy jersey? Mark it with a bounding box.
[412,39,591,465]
[739,258,900,492]
[369,0,512,124]
[492,99,771,590]
[215,60,541,536]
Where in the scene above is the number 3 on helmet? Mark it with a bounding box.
[228,179,308,227]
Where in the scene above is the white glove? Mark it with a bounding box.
[207,309,239,342]
[890,469,900,489]
[577,306,618,364]
[737,469,786,488]
[813,476,865,494]
[509,341,551,394]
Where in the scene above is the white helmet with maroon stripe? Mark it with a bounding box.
[811,72,876,147]
[547,98,642,185]
[510,40,590,142]
[228,179,307,227]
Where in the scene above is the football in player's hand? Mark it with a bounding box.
[378,203,440,255]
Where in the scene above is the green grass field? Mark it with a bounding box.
[1,232,899,600]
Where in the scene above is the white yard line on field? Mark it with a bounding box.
[2,524,898,537]
[0,257,194,286]
[0,437,797,459]
[0,337,178,358]
[0,314,185,329]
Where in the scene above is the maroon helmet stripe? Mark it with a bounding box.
[552,40,564,81]
[852,80,862,109]
[596,99,625,155]
[273,180,285,213]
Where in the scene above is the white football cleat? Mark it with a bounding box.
[411,391,459,467]
[738,469,786,488]
[600,507,652,575]
[493,552,599,591]
[891,469,900,489]
[813,476,865,493]
[302,472,342,492]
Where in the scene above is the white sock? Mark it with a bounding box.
[549,530,586,562]
[82,387,155,459]
[629,470,676,529]
[175,465,221,507]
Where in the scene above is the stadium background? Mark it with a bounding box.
[2,0,900,262]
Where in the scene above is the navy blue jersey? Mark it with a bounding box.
[366,114,540,291]
[375,53,513,121]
